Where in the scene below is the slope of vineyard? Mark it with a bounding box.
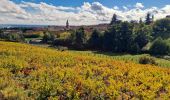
[0,41,170,100]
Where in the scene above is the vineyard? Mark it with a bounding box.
[1,41,170,100]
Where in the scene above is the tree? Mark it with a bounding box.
[139,18,143,24]
[88,29,102,50]
[9,33,24,42]
[74,27,87,49]
[42,32,56,43]
[153,18,170,39]
[118,22,134,52]
[134,25,152,50]
[103,25,118,51]
[110,14,118,25]
[145,13,152,25]
[150,37,170,55]
[152,15,154,22]
[103,22,135,53]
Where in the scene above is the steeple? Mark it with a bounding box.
[66,19,69,29]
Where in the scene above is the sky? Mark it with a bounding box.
[0,0,170,25]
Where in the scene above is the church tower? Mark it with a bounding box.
[66,19,69,29]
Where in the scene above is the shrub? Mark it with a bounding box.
[139,56,157,65]
[150,37,170,55]
[55,46,68,51]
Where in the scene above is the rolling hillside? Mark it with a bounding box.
[0,41,170,99]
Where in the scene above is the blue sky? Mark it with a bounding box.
[13,0,170,8]
[0,0,170,25]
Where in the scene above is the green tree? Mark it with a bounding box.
[150,37,170,55]
[153,18,170,39]
[117,22,134,52]
[145,13,153,25]
[103,25,118,51]
[74,27,87,49]
[103,22,135,53]
[88,29,102,50]
[134,25,152,50]
[110,14,118,25]
[42,32,56,43]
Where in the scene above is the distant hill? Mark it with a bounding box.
[0,24,48,29]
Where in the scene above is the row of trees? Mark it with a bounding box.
[44,13,169,55]
[65,22,151,54]
[0,32,24,42]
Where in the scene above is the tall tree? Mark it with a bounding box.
[103,22,135,52]
[103,24,118,51]
[145,13,152,25]
[88,29,102,50]
[152,15,154,22]
[110,14,118,25]
[153,18,170,39]
[134,25,152,50]
[74,27,87,49]
[118,22,134,52]
[139,18,143,24]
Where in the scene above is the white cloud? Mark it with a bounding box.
[0,1,169,25]
[113,6,119,10]
[135,3,144,9]
[123,6,128,10]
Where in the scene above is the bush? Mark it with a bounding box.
[55,46,68,51]
[139,56,157,65]
[150,37,170,55]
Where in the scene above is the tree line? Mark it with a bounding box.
[45,13,170,55]
[0,13,170,55]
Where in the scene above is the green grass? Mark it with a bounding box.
[25,37,42,41]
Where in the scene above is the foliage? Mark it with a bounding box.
[42,32,56,43]
[134,25,152,49]
[60,13,156,54]
[8,13,166,56]
[139,56,157,65]
[150,37,170,55]
[72,27,87,50]
[88,29,103,50]
[53,38,71,47]
[103,22,135,53]
[153,18,170,39]
[1,41,170,99]
[110,14,120,25]
[55,46,68,51]
[145,13,153,25]
[102,30,115,51]
[23,34,40,38]
[0,33,24,42]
